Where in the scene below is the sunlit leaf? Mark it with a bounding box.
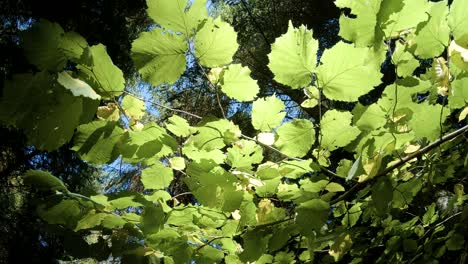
[195,17,238,67]
[220,64,259,101]
[268,21,317,88]
[317,42,382,102]
[251,96,285,132]
[132,28,188,86]
[274,119,315,158]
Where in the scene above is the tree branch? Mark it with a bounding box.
[330,124,468,205]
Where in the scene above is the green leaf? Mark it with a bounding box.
[408,103,449,141]
[97,103,120,121]
[227,140,263,171]
[353,103,387,131]
[122,95,146,121]
[182,143,225,164]
[165,115,192,137]
[0,72,87,151]
[109,196,142,209]
[296,199,329,235]
[326,182,345,192]
[414,1,450,59]
[252,96,286,132]
[346,156,362,181]
[37,200,81,228]
[141,162,174,189]
[238,193,258,227]
[101,214,127,229]
[72,121,124,164]
[59,31,88,61]
[329,233,353,262]
[321,110,361,151]
[189,117,241,151]
[23,170,68,192]
[372,177,393,215]
[268,21,317,88]
[239,230,271,262]
[185,160,243,212]
[381,0,430,38]
[220,64,259,101]
[449,77,468,109]
[422,203,438,226]
[317,42,382,102]
[195,17,238,67]
[77,44,125,99]
[274,119,315,158]
[256,178,280,198]
[140,203,165,235]
[169,157,186,170]
[256,199,286,225]
[119,122,178,163]
[446,233,465,251]
[21,19,66,71]
[301,179,328,193]
[448,0,468,46]
[274,251,295,263]
[194,246,225,264]
[335,0,382,47]
[57,71,100,100]
[301,86,320,108]
[131,28,188,86]
[75,211,108,231]
[279,159,315,179]
[392,42,419,77]
[342,203,362,227]
[256,162,281,180]
[146,0,207,35]
[392,178,422,209]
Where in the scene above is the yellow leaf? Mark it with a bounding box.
[208,67,224,84]
[404,144,420,154]
[169,157,185,170]
[329,233,352,262]
[459,107,468,121]
[97,103,119,121]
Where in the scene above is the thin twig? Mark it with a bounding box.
[196,236,226,251]
[190,55,226,118]
[171,192,192,201]
[123,91,202,119]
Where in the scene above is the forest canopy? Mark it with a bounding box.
[0,0,468,263]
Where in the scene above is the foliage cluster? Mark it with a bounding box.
[1,0,468,263]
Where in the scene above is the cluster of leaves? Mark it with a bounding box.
[1,0,468,263]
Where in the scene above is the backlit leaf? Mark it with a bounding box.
[221,64,259,101]
[317,42,382,102]
[195,17,238,67]
[141,162,174,189]
[252,96,286,132]
[131,28,188,86]
[268,21,317,88]
[320,110,360,151]
[274,119,315,158]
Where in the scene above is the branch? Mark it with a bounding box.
[190,54,227,119]
[196,236,227,251]
[240,0,270,44]
[330,124,468,205]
